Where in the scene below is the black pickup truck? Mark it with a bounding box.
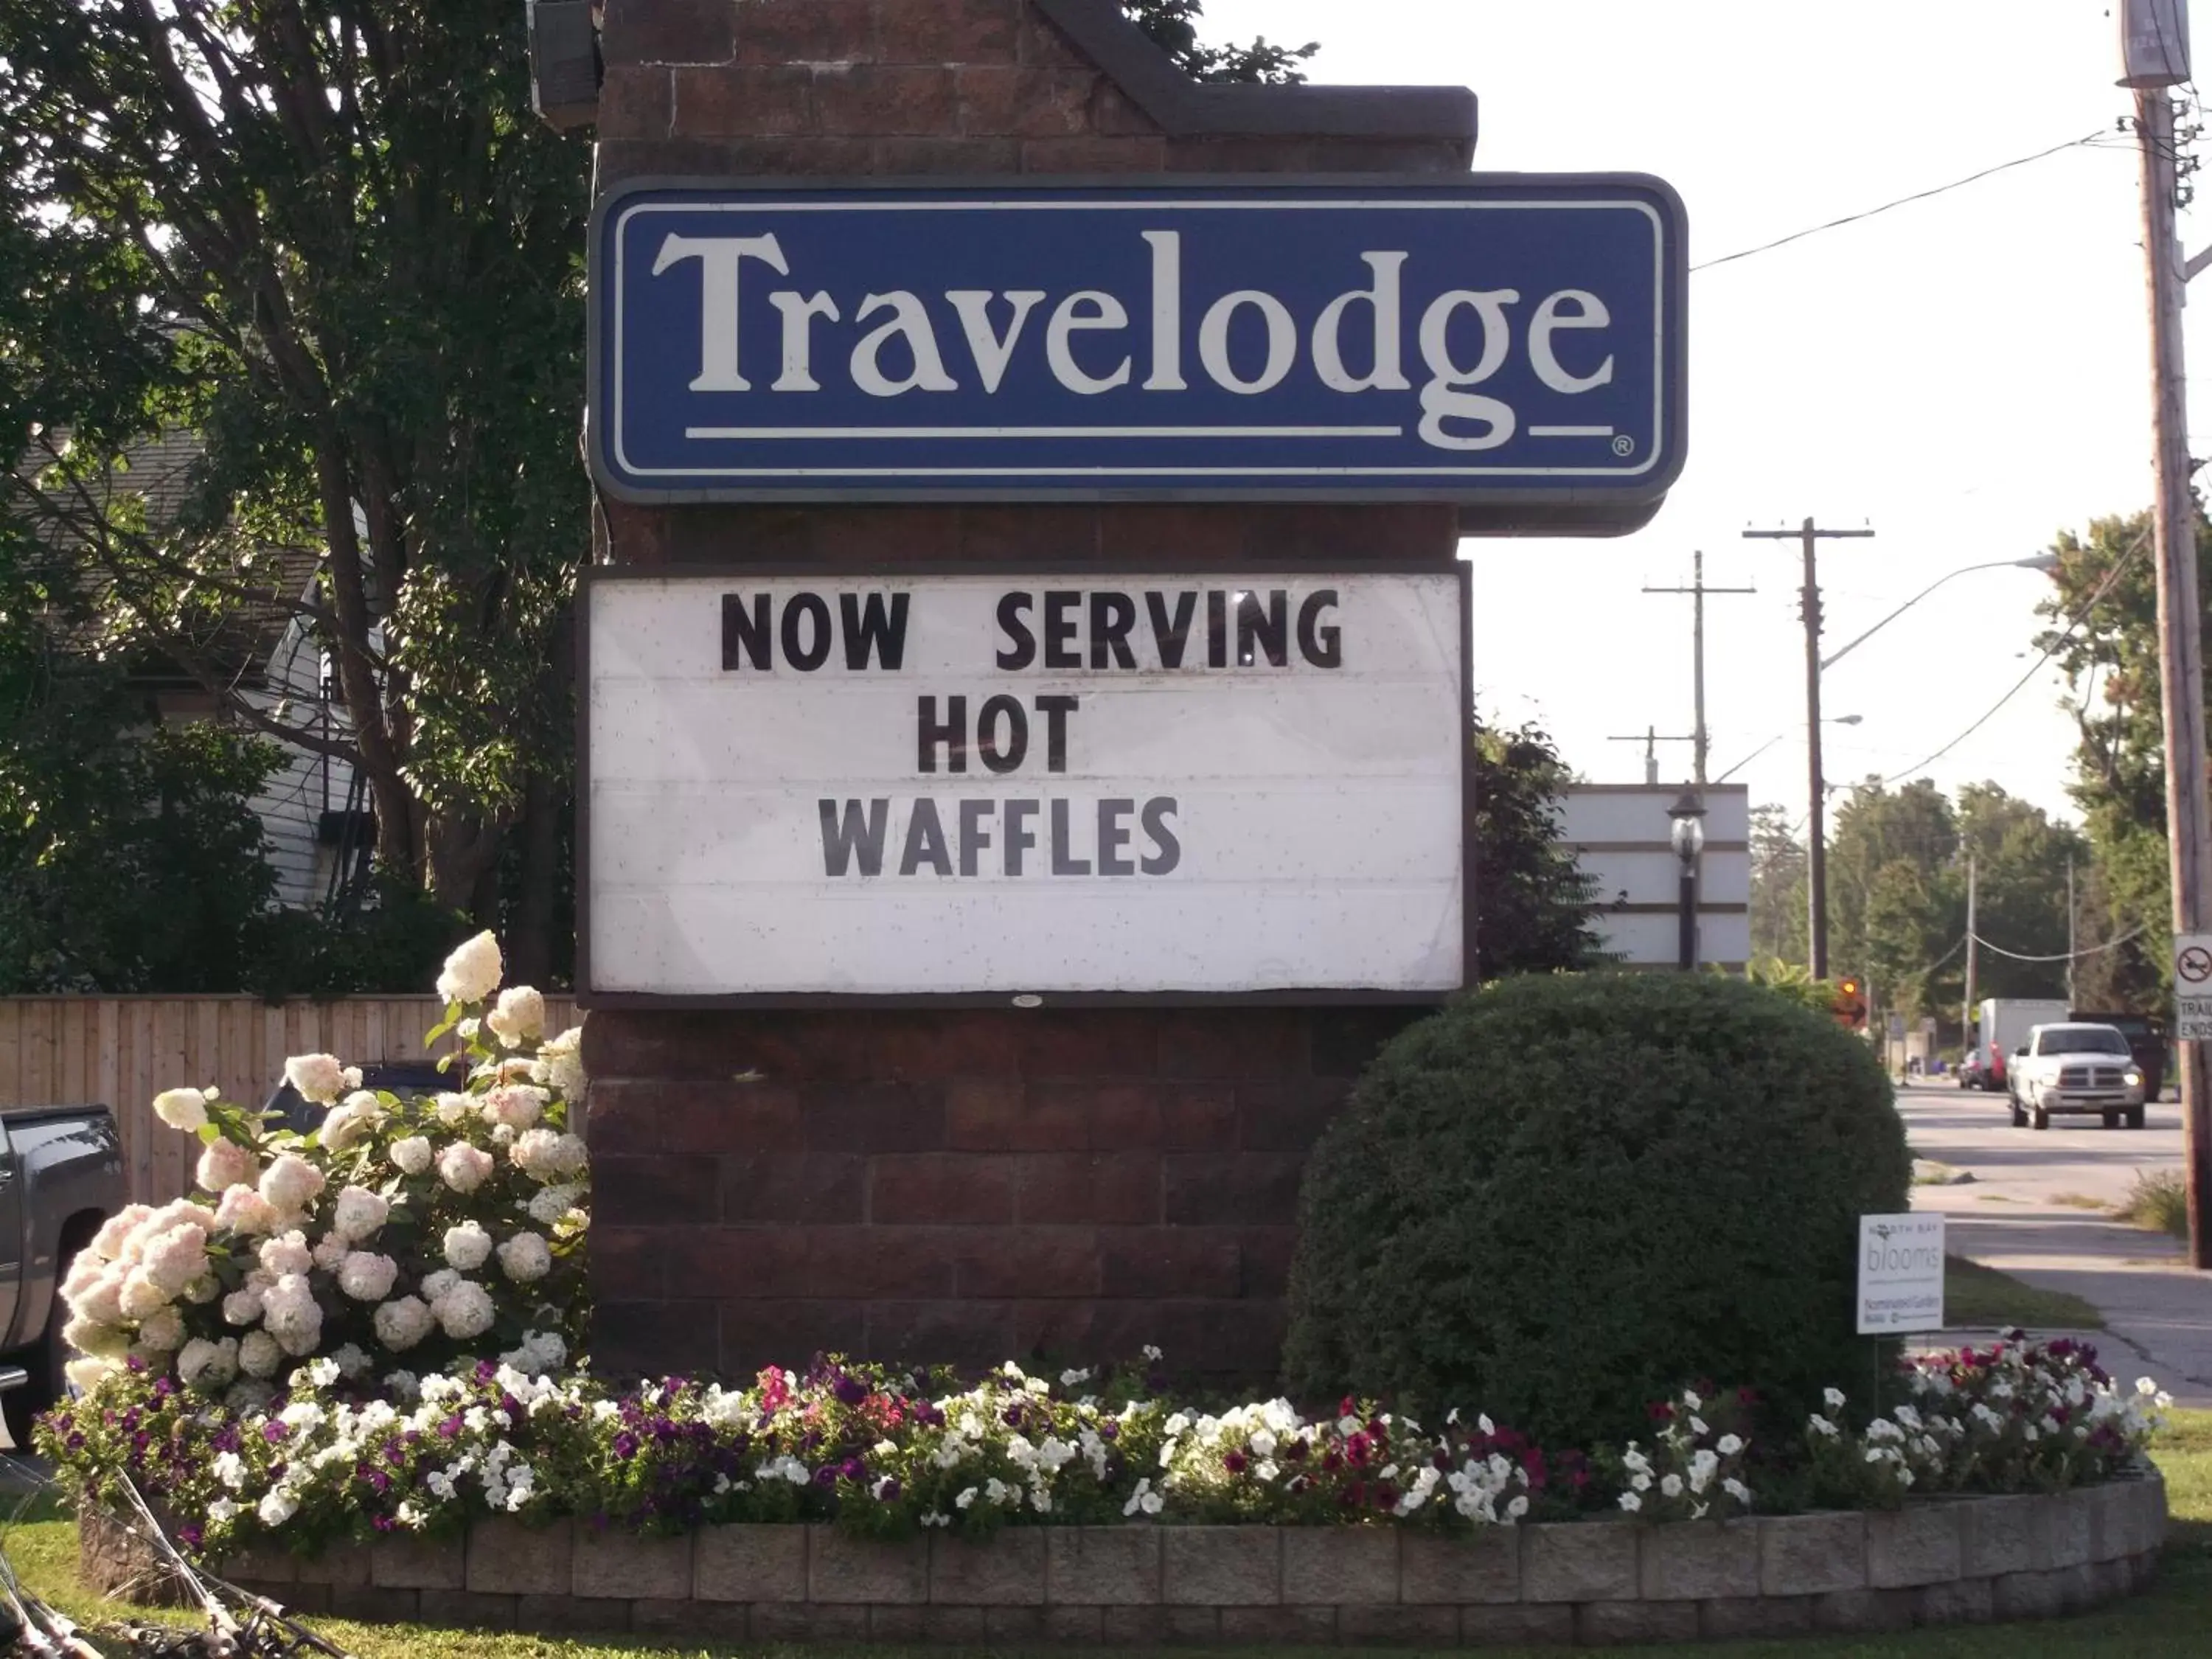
[0,1106,125,1439]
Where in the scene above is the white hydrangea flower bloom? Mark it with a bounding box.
[437,931,504,1004]
[495,1231,552,1284]
[487,986,546,1048]
[338,1251,400,1302]
[259,1231,313,1279]
[437,1142,495,1194]
[66,1356,116,1394]
[284,1054,349,1107]
[142,1225,210,1295]
[213,1184,280,1237]
[434,1093,474,1127]
[175,1336,239,1391]
[330,1185,392,1242]
[541,1027,586,1099]
[259,1153,327,1217]
[118,1267,170,1321]
[390,1136,434,1177]
[152,1088,211,1132]
[434,1279,495,1341]
[60,1318,129,1360]
[443,1222,493,1271]
[196,1139,259,1195]
[481,1085,548,1132]
[261,1273,323,1343]
[136,1307,186,1352]
[373,1295,434,1352]
[238,1330,283,1379]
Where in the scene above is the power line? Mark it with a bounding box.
[1878,531,2149,786]
[1692,129,2124,272]
[1969,923,2149,964]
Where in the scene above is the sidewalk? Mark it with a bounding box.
[1896,1081,2212,1408]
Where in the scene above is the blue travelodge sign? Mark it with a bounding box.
[589,177,1686,513]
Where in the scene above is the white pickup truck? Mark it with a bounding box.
[2008,1023,2147,1131]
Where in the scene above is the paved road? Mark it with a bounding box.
[1895,1079,2212,1408]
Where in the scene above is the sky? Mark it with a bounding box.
[1205,0,2206,828]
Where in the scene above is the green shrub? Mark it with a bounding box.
[1282,972,1910,1446]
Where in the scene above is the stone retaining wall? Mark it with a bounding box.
[84,1472,2168,1646]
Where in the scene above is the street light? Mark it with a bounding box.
[1666,790,1708,972]
[1821,554,2059,672]
[1711,715,1863,785]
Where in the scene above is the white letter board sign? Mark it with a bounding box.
[580,566,1471,1003]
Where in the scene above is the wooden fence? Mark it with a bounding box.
[0,997,579,1206]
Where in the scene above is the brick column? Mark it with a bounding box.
[579,0,1474,1380]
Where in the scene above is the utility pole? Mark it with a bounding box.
[2132,60,2212,1267]
[1644,552,1756,784]
[2066,854,2078,1008]
[1608,726,1695,785]
[1744,518,1875,979]
[1964,852,1979,1063]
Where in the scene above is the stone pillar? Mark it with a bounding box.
[577,0,1475,1380]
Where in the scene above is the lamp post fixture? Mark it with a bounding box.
[1819,554,2059,672]
[1667,790,1708,972]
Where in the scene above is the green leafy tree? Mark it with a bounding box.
[2037,509,2196,1007]
[1123,0,1320,83]
[0,538,279,990]
[0,1,590,916]
[1749,804,1808,964]
[1471,723,1607,978]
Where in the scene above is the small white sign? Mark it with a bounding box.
[2175,933,2212,1040]
[1857,1213,1946,1335]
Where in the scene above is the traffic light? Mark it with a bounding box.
[1834,977,1868,1032]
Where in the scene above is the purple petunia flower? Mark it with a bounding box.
[832,1374,869,1408]
[613,1431,639,1461]
[261,1422,289,1444]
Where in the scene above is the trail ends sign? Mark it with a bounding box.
[580,567,1470,1004]
[588,178,1686,517]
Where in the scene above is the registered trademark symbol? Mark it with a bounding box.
[1611,434,1636,457]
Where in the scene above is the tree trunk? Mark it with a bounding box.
[510,772,560,987]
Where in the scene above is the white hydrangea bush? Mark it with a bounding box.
[58,933,589,1406]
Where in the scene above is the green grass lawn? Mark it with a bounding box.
[1943,1253,2106,1331]
[5,1413,2208,1656]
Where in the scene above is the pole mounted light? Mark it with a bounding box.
[1820,554,2059,672]
[1666,790,1708,973]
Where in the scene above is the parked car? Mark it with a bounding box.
[2008,1023,2147,1131]
[260,1060,452,1135]
[0,1105,125,1440]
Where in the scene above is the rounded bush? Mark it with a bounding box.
[1282,973,1910,1446]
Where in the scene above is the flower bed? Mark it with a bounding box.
[35,932,2183,1644]
[47,1340,2169,1562]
